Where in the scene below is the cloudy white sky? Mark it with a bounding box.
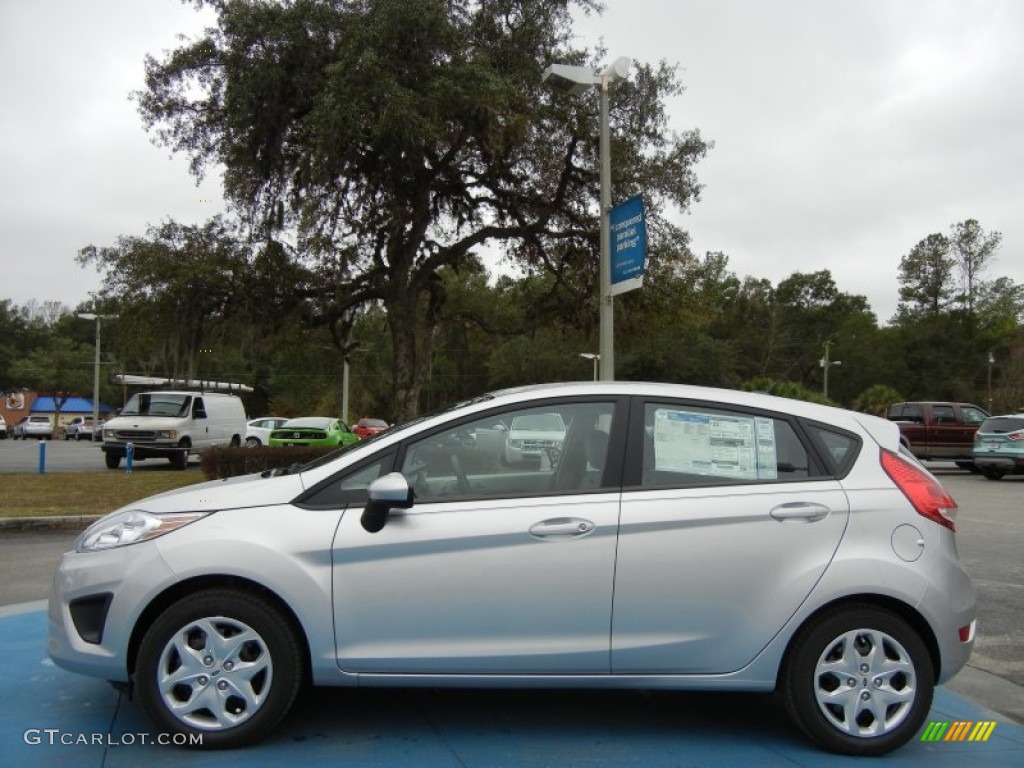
[2,0,1022,325]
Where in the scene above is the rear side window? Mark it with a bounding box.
[803,423,861,477]
[888,404,923,423]
[932,405,956,424]
[979,417,1024,434]
[638,403,811,488]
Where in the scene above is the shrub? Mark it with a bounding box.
[198,445,347,480]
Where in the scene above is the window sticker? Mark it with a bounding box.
[652,409,778,480]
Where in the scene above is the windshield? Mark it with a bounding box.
[120,393,191,418]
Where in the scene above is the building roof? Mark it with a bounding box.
[29,397,116,414]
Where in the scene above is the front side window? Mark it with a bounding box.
[296,452,396,508]
[399,401,616,501]
[639,403,810,488]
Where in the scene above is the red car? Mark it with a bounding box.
[353,417,389,439]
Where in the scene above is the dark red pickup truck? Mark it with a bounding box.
[886,401,990,469]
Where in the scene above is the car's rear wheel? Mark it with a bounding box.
[780,605,933,756]
[981,468,1004,481]
[135,589,304,749]
[245,437,260,448]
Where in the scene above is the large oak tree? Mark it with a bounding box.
[136,0,708,418]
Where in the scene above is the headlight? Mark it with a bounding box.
[76,510,210,552]
[155,430,178,439]
[103,429,115,439]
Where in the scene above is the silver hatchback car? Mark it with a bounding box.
[48,383,975,755]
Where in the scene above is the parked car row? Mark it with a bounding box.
[245,416,390,447]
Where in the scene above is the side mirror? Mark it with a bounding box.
[361,472,414,533]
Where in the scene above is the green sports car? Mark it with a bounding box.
[268,417,359,448]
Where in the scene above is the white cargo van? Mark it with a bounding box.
[101,391,247,470]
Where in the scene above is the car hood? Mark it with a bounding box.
[509,429,566,440]
[120,472,307,514]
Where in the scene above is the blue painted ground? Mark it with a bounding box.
[1,606,1021,767]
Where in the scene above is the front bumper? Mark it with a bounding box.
[102,442,183,460]
[47,541,176,682]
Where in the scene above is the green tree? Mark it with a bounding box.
[10,336,95,427]
[78,217,252,382]
[852,384,903,417]
[136,0,709,419]
[895,233,955,321]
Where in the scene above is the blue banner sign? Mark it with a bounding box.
[609,195,647,295]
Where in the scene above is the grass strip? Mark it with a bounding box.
[0,472,206,518]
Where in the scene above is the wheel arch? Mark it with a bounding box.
[777,593,941,689]
[126,575,312,683]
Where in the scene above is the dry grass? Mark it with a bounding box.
[0,472,206,518]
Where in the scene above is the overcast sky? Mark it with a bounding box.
[2,0,1022,325]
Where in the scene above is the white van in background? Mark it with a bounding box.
[101,391,246,470]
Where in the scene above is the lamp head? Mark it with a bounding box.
[542,63,599,96]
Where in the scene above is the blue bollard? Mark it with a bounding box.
[38,440,46,474]
[126,443,134,474]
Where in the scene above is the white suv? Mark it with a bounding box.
[14,414,53,439]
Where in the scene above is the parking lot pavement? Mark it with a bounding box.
[2,603,1021,767]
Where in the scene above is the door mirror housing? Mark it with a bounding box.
[361,472,414,533]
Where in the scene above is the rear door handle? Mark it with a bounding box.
[769,503,831,523]
[529,517,596,540]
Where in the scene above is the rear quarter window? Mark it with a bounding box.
[802,422,862,477]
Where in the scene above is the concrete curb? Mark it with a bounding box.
[0,515,102,531]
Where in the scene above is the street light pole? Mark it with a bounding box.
[598,73,613,381]
[77,313,116,440]
[987,352,994,411]
[543,57,630,382]
[819,340,842,400]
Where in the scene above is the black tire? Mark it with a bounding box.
[245,436,260,448]
[170,439,191,470]
[105,452,121,469]
[134,589,304,749]
[229,435,241,448]
[981,468,1004,481]
[780,604,934,756]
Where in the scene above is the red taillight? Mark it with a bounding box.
[1008,430,1024,441]
[880,450,957,531]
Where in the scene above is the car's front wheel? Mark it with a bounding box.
[780,604,933,756]
[981,468,1004,481]
[135,589,304,749]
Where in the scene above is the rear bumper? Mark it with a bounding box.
[972,455,1024,471]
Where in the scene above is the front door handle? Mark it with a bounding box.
[769,503,831,523]
[529,517,595,540]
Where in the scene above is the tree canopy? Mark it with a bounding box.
[135,0,709,418]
